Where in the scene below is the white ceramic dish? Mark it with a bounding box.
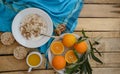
[12,8,53,48]
[48,33,80,74]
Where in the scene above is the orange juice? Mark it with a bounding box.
[28,54,40,66]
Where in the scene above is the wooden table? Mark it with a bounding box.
[0,0,120,74]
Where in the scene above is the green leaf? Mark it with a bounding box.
[73,49,79,59]
[65,68,72,74]
[81,59,92,74]
[82,29,89,38]
[80,64,84,74]
[65,69,72,74]
[89,41,94,51]
[78,37,82,41]
[83,63,87,74]
[86,60,92,74]
[77,38,87,43]
[77,53,85,63]
[89,39,103,64]
[93,48,102,56]
[91,52,103,64]
[66,63,77,69]
[65,64,79,74]
[93,41,100,45]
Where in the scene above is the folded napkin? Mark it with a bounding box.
[0,0,83,53]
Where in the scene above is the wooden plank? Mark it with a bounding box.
[80,4,120,17]
[92,68,120,74]
[0,56,27,72]
[1,68,120,74]
[96,38,120,52]
[74,32,120,38]
[0,42,19,55]
[0,53,120,72]
[0,55,51,72]
[84,0,120,4]
[76,18,120,31]
[0,70,55,74]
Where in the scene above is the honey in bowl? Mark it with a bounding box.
[28,54,40,66]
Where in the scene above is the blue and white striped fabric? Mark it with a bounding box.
[0,0,83,53]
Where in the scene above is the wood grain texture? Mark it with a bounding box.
[1,68,120,74]
[0,41,19,55]
[74,32,120,38]
[0,53,120,72]
[92,68,120,74]
[0,55,51,72]
[0,70,55,74]
[84,0,120,3]
[76,18,120,31]
[96,38,120,52]
[0,56,27,72]
[80,4,120,17]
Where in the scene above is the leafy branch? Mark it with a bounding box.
[65,29,103,74]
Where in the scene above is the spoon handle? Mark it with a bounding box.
[41,34,60,39]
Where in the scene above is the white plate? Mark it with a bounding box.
[12,8,53,48]
[48,33,80,74]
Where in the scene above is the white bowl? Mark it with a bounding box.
[12,8,53,48]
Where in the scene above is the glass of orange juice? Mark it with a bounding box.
[26,51,42,72]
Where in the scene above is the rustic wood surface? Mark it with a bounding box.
[84,0,120,3]
[80,4,120,17]
[0,0,120,74]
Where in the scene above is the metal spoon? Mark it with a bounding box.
[40,33,60,39]
[31,33,60,41]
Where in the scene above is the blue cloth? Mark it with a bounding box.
[0,0,83,53]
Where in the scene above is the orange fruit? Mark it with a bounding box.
[65,50,78,64]
[74,41,87,54]
[52,56,66,70]
[50,41,64,55]
[62,34,77,47]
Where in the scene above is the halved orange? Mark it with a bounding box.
[50,41,64,55]
[65,50,78,64]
